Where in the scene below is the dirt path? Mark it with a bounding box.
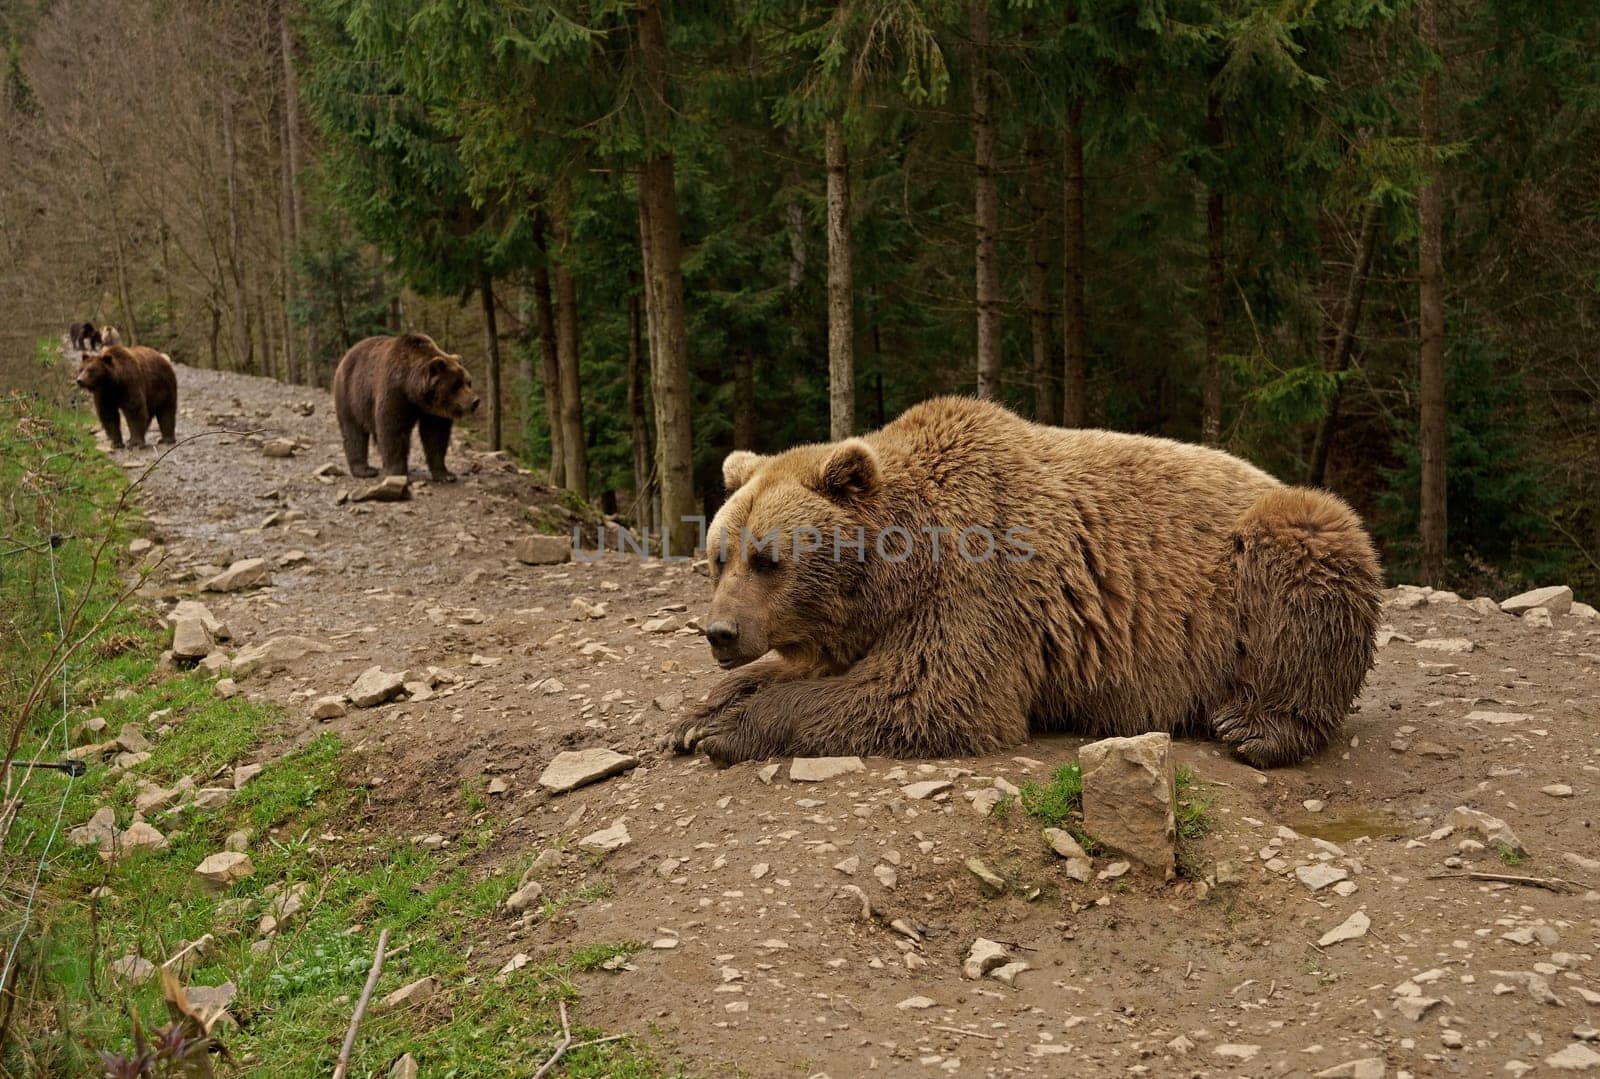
[121,364,1600,1077]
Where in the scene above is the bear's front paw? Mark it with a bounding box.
[431,470,458,484]
[350,464,379,478]
[659,704,739,755]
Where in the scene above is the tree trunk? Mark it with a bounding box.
[1307,202,1382,487]
[970,0,1002,401]
[552,214,588,498]
[1418,0,1448,585]
[637,0,697,556]
[276,99,298,384]
[159,223,176,336]
[733,350,755,450]
[531,248,565,487]
[1061,100,1087,426]
[1202,91,1225,446]
[628,289,653,532]
[221,92,252,371]
[1025,126,1056,424]
[825,116,855,439]
[279,1,304,238]
[478,265,503,451]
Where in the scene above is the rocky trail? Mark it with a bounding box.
[109,364,1599,1077]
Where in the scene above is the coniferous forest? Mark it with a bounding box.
[2,0,1597,592]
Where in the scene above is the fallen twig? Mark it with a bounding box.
[927,1024,999,1041]
[1425,871,1579,894]
[161,934,214,970]
[332,927,390,1079]
[567,1033,630,1052]
[532,999,573,1079]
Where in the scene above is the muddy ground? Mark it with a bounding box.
[113,363,1600,1077]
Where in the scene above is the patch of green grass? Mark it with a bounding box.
[1175,766,1212,841]
[1498,846,1527,867]
[568,941,641,973]
[1019,762,1083,826]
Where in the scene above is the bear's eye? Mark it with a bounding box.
[748,549,779,574]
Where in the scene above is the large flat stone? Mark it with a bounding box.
[1079,732,1177,876]
[195,851,253,890]
[202,558,271,593]
[789,757,866,782]
[515,534,572,565]
[1501,585,1573,616]
[537,748,638,794]
[230,636,331,678]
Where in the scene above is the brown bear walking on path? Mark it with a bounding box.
[332,334,481,483]
[667,396,1382,768]
[74,346,178,450]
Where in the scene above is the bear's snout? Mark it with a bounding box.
[704,618,748,669]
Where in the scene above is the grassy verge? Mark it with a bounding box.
[0,398,671,1076]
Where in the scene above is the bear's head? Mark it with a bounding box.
[701,438,882,670]
[415,347,481,420]
[74,347,120,391]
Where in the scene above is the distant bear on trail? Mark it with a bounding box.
[74,345,177,450]
[333,333,480,484]
[667,396,1382,769]
[70,321,101,353]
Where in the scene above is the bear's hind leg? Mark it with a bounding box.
[1212,487,1381,767]
[156,405,177,445]
[340,415,378,478]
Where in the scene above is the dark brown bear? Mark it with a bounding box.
[70,321,102,353]
[74,346,178,450]
[332,333,480,483]
[668,396,1382,769]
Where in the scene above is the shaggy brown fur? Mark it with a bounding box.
[332,333,481,483]
[667,396,1381,768]
[74,345,177,449]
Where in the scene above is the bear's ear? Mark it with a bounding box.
[814,438,879,500]
[426,355,450,377]
[722,450,766,494]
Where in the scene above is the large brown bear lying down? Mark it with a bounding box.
[333,334,480,483]
[74,345,177,449]
[668,396,1382,768]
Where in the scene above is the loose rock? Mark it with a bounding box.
[789,756,865,782]
[352,475,411,503]
[515,534,572,565]
[1501,585,1573,616]
[538,748,639,793]
[202,558,271,593]
[1447,805,1527,857]
[376,976,439,1015]
[230,636,331,678]
[578,820,632,855]
[1079,732,1176,875]
[1317,910,1371,946]
[347,666,408,708]
[962,938,1010,980]
[195,851,253,890]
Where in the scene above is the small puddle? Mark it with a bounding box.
[1288,809,1409,843]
